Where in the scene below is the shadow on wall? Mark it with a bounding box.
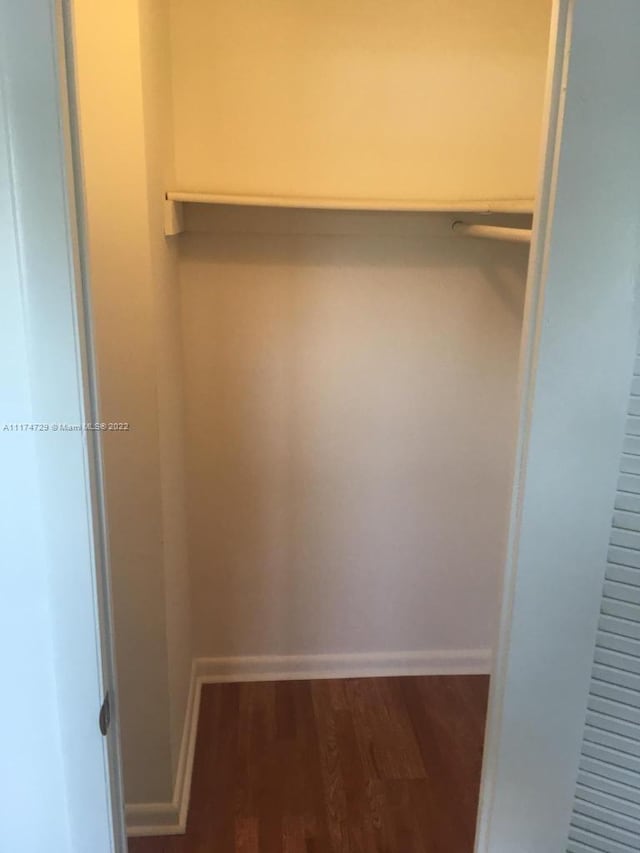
[178,217,528,660]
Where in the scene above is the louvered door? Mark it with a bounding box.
[567,354,640,852]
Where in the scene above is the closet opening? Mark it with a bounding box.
[67,0,552,849]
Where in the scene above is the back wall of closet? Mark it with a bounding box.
[180,211,527,659]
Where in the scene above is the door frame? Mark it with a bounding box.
[476,0,640,849]
[56,2,128,848]
[476,2,573,845]
[1,0,127,849]
[8,0,640,848]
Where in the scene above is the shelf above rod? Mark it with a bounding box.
[451,220,532,244]
[164,192,534,235]
[166,191,534,214]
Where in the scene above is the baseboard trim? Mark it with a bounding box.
[125,802,182,836]
[195,648,492,684]
[126,660,202,837]
[126,647,491,836]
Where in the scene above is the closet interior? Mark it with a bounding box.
[70,0,553,843]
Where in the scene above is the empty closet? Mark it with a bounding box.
[70,0,551,839]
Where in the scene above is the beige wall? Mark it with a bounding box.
[169,0,551,204]
[180,210,527,658]
[138,0,192,786]
[72,0,191,804]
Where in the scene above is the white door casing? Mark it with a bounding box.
[0,1,125,850]
[476,1,640,850]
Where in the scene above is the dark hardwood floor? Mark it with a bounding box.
[128,675,489,853]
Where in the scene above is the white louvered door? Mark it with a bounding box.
[568,357,640,852]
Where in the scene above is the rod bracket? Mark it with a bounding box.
[164,197,184,237]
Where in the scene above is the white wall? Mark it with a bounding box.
[0,35,72,851]
[0,1,119,848]
[180,210,528,659]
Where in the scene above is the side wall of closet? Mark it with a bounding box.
[70,0,551,814]
[72,0,191,806]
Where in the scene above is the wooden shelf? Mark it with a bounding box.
[167,191,534,214]
[164,192,534,235]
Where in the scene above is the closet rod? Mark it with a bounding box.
[452,221,532,244]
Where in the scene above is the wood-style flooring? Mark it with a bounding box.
[128,675,489,853]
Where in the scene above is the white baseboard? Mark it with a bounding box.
[126,647,491,836]
[125,802,182,836]
[126,661,202,837]
[195,648,492,684]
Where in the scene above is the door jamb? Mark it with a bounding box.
[55,2,127,848]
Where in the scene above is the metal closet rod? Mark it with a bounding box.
[452,220,532,244]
